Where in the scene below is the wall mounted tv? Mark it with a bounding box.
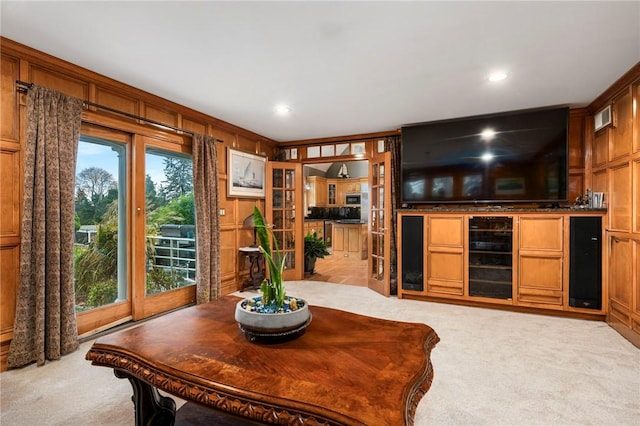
[401,106,569,205]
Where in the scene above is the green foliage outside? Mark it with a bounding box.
[87,279,118,307]
[146,193,195,228]
[145,267,190,295]
[159,157,193,200]
[74,156,196,311]
[74,203,119,310]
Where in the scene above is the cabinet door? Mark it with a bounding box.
[398,214,425,294]
[316,180,327,207]
[327,182,336,205]
[517,216,564,308]
[427,216,464,296]
[608,236,632,327]
[306,176,318,207]
[468,216,513,300]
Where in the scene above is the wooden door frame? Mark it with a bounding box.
[266,161,304,281]
[368,151,392,296]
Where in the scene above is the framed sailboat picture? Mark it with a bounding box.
[227,148,266,198]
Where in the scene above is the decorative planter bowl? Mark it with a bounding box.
[235,297,311,344]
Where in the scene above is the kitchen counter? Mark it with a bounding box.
[332,221,367,260]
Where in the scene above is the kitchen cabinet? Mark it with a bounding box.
[306,176,327,207]
[332,222,367,260]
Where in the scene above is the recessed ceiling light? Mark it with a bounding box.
[481,152,494,162]
[481,128,496,140]
[275,104,291,115]
[488,72,507,82]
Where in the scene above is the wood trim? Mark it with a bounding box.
[1,37,276,144]
[588,61,640,113]
[280,129,400,146]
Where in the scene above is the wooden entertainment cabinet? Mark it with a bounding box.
[398,209,607,317]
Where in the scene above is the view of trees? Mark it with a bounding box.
[74,154,195,310]
[74,157,194,226]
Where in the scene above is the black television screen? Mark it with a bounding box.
[401,107,569,205]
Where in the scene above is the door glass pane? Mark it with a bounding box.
[273,189,283,208]
[272,210,283,229]
[274,230,284,250]
[285,189,294,208]
[145,149,196,296]
[285,170,295,188]
[285,210,294,228]
[74,138,127,311]
[273,169,283,187]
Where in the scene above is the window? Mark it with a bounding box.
[74,138,127,311]
[144,149,196,295]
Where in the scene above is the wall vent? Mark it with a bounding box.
[594,105,612,132]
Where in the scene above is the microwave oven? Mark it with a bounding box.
[345,194,361,205]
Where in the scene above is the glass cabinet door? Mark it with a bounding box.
[468,216,513,299]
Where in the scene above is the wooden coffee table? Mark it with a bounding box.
[86,296,439,425]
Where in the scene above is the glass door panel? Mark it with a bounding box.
[266,162,303,280]
[144,149,197,296]
[75,135,131,336]
[74,127,198,336]
[368,152,391,295]
[74,137,127,310]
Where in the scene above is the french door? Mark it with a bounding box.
[75,125,196,337]
[265,161,303,281]
[368,151,391,295]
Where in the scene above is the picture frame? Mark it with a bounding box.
[227,148,266,198]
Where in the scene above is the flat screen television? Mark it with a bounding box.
[401,106,569,205]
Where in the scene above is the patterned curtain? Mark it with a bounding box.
[386,135,402,295]
[8,86,83,368]
[192,133,221,303]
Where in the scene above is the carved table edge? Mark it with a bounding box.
[404,331,441,426]
[85,347,363,426]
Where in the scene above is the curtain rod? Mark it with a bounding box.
[16,80,223,143]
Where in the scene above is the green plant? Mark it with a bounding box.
[146,267,188,295]
[87,279,118,307]
[304,232,330,259]
[253,206,286,309]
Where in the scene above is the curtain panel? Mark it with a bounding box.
[192,133,221,303]
[8,85,83,368]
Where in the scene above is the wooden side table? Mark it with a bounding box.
[239,246,264,290]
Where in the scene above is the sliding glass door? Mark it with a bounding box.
[75,126,196,337]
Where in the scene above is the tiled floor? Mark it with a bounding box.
[303,251,368,286]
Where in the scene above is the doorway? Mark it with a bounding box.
[303,161,368,286]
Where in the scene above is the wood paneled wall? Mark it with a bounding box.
[587,62,640,347]
[0,38,277,370]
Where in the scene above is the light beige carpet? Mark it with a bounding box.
[1,281,638,425]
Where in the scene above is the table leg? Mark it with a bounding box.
[248,254,264,286]
[114,368,176,426]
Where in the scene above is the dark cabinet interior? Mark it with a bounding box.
[401,215,424,291]
[468,217,513,299]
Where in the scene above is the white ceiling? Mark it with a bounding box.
[2,1,639,142]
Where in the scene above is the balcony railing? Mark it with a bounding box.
[147,235,196,281]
